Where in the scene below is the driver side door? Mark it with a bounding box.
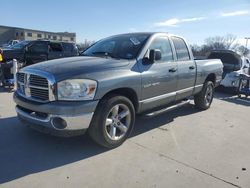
[139,36,178,111]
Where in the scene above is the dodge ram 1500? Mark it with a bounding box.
[14,32,223,148]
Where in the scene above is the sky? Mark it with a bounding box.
[1,0,250,46]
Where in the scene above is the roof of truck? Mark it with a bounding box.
[113,32,169,36]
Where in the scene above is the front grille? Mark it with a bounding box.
[30,74,48,87]
[17,73,25,83]
[30,87,49,101]
[17,72,51,102]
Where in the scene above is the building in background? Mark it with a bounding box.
[0,25,76,45]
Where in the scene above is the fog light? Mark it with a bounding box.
[52,117,67,130]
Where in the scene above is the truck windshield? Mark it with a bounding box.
[10,41,29,49]
[82,34,150,59]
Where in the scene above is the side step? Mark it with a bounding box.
[146,100,191,117]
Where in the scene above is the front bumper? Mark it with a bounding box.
[14,92,99,137]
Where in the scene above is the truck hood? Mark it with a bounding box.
[22,56,130,80]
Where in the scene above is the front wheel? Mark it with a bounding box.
[88,95,135,148]
[194,81,214,110]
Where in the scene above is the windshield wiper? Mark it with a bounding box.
[91,51,117,59]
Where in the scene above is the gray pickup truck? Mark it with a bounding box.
[14,32,223,148]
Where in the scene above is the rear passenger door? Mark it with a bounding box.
[171,37,196,100]
[48,42,64,60]
[140,36,178,110]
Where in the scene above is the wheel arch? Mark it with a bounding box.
[101,88,139,113]
[205,73,216,85]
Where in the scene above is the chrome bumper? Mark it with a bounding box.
[16,106,93,132]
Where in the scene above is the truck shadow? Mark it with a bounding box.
[0,104,199,184]
[214,91,250,107]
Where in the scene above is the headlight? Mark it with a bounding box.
[57,79,97,101]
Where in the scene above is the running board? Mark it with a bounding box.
[146,100,191,117]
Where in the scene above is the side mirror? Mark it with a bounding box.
[149,49,162,63]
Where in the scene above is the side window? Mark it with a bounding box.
[62,43,73,52]
[28,42,48,53]
[49,42,63,52]
[172,37,190,61]
[148,37,173,63]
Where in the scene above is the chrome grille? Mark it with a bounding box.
[30,87,49,101]
[17,71,54,102]
[17,73,25,83]
[30,75,48,87]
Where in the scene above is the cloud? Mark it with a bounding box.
[221,10,249,17]
[154,17,206,27]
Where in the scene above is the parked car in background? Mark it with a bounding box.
[0,40,79,65]
[207,50,250,91]
[14,32,223,148]
[0,40,79,86]
[0,40,20,48]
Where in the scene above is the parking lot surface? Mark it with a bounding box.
[0,88,250,188]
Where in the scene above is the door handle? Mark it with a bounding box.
[169,68,177,73]
[189,66,195,70]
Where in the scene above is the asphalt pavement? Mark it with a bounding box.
[0,87,250,188]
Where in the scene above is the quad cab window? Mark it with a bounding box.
[148,37,174,63]
[172,37,190,61]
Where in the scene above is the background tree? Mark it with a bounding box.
[204,34,239,50]
[76,39,95,52]
[236,45,250,56]
[191,34,249,58]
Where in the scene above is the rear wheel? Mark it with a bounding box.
[194,81,214,110]
[88,95,135,148]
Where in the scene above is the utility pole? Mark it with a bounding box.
[244,37,250,56]
[245,37,250,48]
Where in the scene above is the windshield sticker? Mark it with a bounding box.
[130,37,140,45]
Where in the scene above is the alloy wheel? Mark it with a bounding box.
[205,84,213,105]
[105,104,131,141]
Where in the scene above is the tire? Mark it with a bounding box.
[88,95,135,148]
[234,79,242,94]
[194,81,214,110]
